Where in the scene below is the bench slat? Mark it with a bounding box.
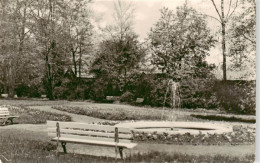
[51,137,136,148]
[48,133,132,143]
[0,114,10,117]
[0,108,9,111]
[0,111,9,113]
[48,128,132,139]
[0,111,9,114]
[47,121,130,133]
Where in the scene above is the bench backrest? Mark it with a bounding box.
[106,96,120,101]
[136,98,144,103]
[0,107,10,118]
[47,121,132,143]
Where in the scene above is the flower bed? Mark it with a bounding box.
[131,125,255,145]
[7,105,71,124]
[52,105,172,121]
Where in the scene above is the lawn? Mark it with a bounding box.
[4,105,71,124]
[0,99,68,106]
[0,129,255,163]
[52,104,198,121]
[0,99,256,162]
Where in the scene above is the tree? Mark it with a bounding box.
[29,0,93,99]
[91,33,145,92]
[148,5,216,80]
[228,0,256,79]
[0,0,41,97]
[209,0,240,80]
[61,0,93,78]
[91,0,145,92]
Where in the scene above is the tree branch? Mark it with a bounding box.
[227,0,239,19]
[210,0,222,20]
[199,13,221,23]
[226,0,232,17]
[242,33,256,45]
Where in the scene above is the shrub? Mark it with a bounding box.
[180,78,219,109]
[214,80,255,114]
[8,106,71,124]
[52,105,169,121]
[119,91,135,103]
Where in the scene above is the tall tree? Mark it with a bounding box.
[148,5,216,80]
[228,0,256,79]
[0,0,40,97]
[92,0,145,92]
[209,0,240,80]
[61,0,93,78]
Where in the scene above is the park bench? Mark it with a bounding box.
[106,96,120,101]
[47,121,137,159]
[0,107,19,125]
[1,94,8,98]
[136,98,144,103]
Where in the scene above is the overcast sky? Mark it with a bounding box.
[90,0,248,79]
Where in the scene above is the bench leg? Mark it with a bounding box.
[118,147,123,159]
[61,142,67,153]
[2,118,8,125]
[7,118,13,124]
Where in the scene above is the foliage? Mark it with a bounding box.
[52,105,172,121]
[91,34,146,93]
[133,125,255,145]
[180,77,219,109]
[228,0,256,79]
[213,80,256,114]
[0,99,68,106]
[8,105,71,124]
[15,84,42,98]
[119,91,135,103]
[148,5,216,80]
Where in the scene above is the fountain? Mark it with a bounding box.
[116,79,232,135]
[116,121,232,135]
[162,79,181,109]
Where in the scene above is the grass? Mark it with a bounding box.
[0,99,68,106]
[0,129,255,163]
[52,105,198,121]
[6,106,71,124]
[191,114,256,123]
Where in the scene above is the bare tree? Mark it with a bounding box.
[209,0,239,80]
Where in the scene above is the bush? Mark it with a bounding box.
[133,74,168,107]
[180,78,219,109]
[52,105,169,121]
[214,80,255,114]
[15,84,41,98]
[119,91,135,103]
[8,106,71,124]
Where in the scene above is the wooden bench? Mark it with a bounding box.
[136,98,144,103]
[47,121,137,159]
[106,96,120,101]
[0,107,19,125]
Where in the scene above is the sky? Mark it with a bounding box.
[89,0,252,79]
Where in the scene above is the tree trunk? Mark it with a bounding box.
[46,53,54,100]
[72,50,77,77]
[221,0,227,80]
[78,43,82,79]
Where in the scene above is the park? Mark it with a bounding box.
[0,0,256,162]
